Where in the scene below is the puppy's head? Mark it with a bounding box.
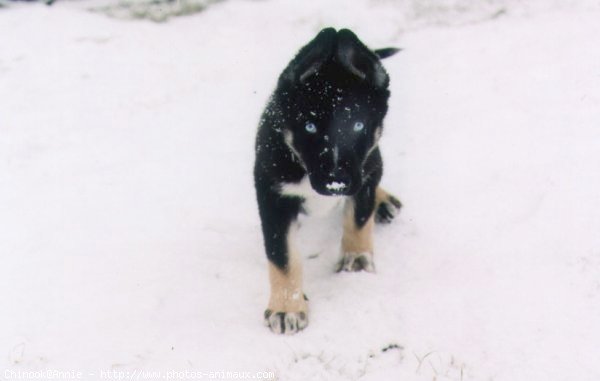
[276,28,396,196]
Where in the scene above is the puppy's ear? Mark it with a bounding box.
[374,47,401,59]
[336,29,389,88]
[281,28,337,84]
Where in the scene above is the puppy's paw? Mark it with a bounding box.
[375,194,402,224]
[264,309,308,335]
[337,251,375,273]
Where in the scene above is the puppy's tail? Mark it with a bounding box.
[374,47,402,59]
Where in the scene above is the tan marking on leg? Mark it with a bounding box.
[265,224,308,334]
[374,186,402,224]
[267,225,307,313]
[339,200,375,272]
[267,261,306,313]
[375,186,391,207]
[342,200,374,255]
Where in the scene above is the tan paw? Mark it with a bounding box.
[264,309,308,334]
[375,194,402,224]
[337,251,375,272]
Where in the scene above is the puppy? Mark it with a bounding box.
[254,28,401,334]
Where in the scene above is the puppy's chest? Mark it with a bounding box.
[280,176,346,217]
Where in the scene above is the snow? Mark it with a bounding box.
[325,182,346,191]
[1,0,600,380]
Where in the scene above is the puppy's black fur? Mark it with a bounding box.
[254,28,400,334]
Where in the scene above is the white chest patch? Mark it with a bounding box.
[280,176,345,217]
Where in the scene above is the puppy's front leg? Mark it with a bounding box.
[257,193,308,334]
[266,227,307,334]
[338,184,377,272]
[374,186,402,224]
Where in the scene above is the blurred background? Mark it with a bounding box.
[2,0,598,25]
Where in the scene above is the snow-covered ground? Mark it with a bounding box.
[1,1,600,380]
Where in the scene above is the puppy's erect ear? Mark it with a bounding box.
[374,47,401,60]
[281,28,337,84]
[336,29,389,88]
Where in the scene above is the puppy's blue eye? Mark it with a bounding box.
[305,122,317,134]
[353,121,365,132]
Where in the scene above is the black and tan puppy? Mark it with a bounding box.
[254,28,401,334]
